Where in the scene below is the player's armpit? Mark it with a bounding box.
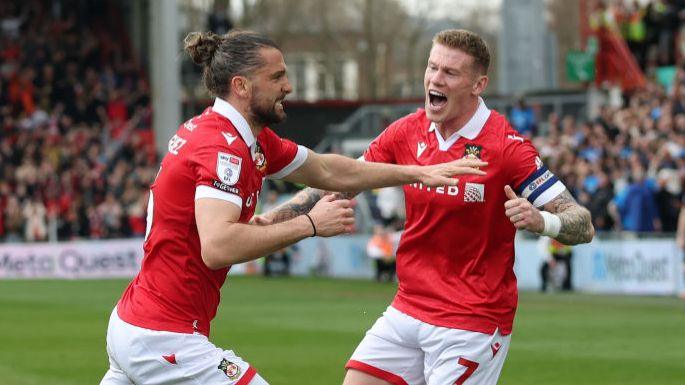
[541,189,595,245]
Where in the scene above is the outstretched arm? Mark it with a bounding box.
[504,186,594,245]
[283,150,486,192]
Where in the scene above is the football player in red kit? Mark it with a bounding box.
[258,29,594,385]
[99,30,486,385]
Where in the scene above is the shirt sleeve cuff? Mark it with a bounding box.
[195,185,242,208]
[267,145,309,179]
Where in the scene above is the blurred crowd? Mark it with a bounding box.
[513,79,685,233]
[0,1,157,242]
[1,0,684,243]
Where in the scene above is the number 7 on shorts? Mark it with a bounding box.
[455,357,479,385]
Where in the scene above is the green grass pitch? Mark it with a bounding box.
[0,276,683,385]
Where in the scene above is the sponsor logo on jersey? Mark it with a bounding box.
[212,180,240,195]
[507,134,525,143]
[217,152,242,185]
[253,143,267,173]
[222,132,238,145]
[168,134,187,155]
[409,183,459,196]
[464,183,485,202]
[463,144,482,159]
[217,358,241,380]
[417,141,428,158]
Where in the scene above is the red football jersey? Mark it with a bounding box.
[364,99,565,335]
[117,98,307,336]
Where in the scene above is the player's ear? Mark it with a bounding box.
[472,74,488,96]
[231,75,251,99]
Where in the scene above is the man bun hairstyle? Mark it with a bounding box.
[183,30,280,97]
[184,31,221,65]
[433,29,490,75]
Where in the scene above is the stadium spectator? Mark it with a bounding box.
[259,29,594,385]
[509,97,537,137]
[263,246,297,277]
[22,195,47,241]
[611,164,662,232]
[207,1,234,35]
[366,224,396,283]
[101,30,485,385]
[539,237,574,292]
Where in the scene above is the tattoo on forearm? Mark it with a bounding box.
[265,187,358,223]
[268,188,326,223]
[543,190,594,245]
[265,188,359,224]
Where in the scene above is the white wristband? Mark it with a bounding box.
[540,211,561,238]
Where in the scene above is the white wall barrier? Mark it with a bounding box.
[1,236,683,296]
[514,237,683,295]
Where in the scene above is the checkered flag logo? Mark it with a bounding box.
[464,183,484,202]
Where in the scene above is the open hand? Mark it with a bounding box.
[419,158,487,187]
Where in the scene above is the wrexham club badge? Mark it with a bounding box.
[217,358,241,380]
[463,144,482,159]
[253,143,267,173]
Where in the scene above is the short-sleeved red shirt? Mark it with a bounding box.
[117,97,307,336]
[364,99,565,335]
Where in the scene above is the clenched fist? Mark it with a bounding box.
[504,185,544,233]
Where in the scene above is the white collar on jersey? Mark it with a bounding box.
[212,97,256,147]
[429,97,491,151]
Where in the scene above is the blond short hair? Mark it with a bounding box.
[433,29,490,75]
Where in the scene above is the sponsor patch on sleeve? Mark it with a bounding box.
[517,166,560,202]
[212,180,240,195]
[216,152,242,185]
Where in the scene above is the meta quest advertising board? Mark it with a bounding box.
[1,236,683,297]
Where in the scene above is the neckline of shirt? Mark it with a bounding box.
[429,97,491,151]
[211,97,256,147]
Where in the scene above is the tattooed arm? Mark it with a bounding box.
[541,190,595,245]
[255,188,359,224]
[504,186,594,245]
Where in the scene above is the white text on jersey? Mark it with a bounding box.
[168,135,187,155]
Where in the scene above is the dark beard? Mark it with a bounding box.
[250,99,285,126]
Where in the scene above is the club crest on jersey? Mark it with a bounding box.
[464,182,485,202]
[217,152,241,185]
[217,358,241,380]
[463,144,482,159]
[253,143,267,173]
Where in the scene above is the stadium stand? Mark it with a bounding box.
[0,0,157,242]
[1,0,684,243]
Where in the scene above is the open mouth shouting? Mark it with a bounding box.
[427,89,448,113]
[275,94,286,111]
